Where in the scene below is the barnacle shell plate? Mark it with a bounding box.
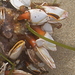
[19,0,31,7]
[13,70,32,75]
[41,6,68,20]
[8,40,25,60]
[10,0,24,10]
[35,47,56,69]
[29,9,48,25]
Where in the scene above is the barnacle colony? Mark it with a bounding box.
[0,0,68,75]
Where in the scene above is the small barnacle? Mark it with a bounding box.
[8,40,25,60]
[0,7,14,38]
[0,62,8,75]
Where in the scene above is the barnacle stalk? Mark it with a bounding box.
[26,24,75,51]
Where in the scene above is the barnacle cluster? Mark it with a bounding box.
[0,0,68,75]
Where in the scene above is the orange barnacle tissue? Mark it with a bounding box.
[25,33,36,47]
[31,26,46,36]
[5,71,12,75]
[18,11,30,20]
